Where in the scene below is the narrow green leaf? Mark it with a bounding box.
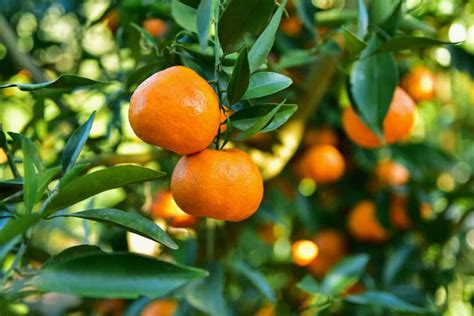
[274,49,317,70]
[59,162,89,188]
[50,208,177,249]
[383,245,415,286]
[171,1,197,33]
[32,246,207,298]
[233,102,284,140]
[297,275,320,294]
[357,0,368,38]
[61,112,95,174]
[350,36,398,135]
[233,261,275,302]
[0,75,105,92]
[0,214,41,244]
[231,104,297,133]
[130,23,159,54]
[376,36,460,53]
[248,0,286,72]
[343,28,367,57]
[45,165,165,214]
[370,0,400,26]
[320,254,369,295]
[218,0,275,53]
[196,0,213,52]
[36,166,61,202]
[8,133,42,171]
[345,291,425,313]
[243,72,292,99]
[227,47,250,105]
[22,138,38,214]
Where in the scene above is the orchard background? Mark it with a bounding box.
[1,0,474,315]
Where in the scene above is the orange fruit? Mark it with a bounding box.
[280,16,302,37]
[171,148,264,221]
[375,160,410,186]
[94,299,124,316]
[140,299,177,316]
[143,18,168,37]
[308,230,347,277]
[254,305,274,316]
[420,202,433,219]
[401,66,436,102]
[104,10,119,32]
[297,145,345,183]
[389,195,411,230]
[291,240,319,266]
[304,128,338,147]
[347,200,389,242]
[342,87,416,148]
[151,191,197,228]
[129,66,220,154]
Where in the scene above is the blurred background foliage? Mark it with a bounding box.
[1,0,474,315]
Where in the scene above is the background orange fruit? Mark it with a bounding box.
[347,200,389,242]
[389,195,412,230]
[140,299,176,316]
[171,148,264,221]
[151,191,197,228]
[304,128,338,147]
[143,18,167,37]
[129,66,220,155]
[342,87,416,148]
[401,66,436,102]
[375,160,410,186]
[297,144,345,183]
[291,240,319,266]
[308,230,346,277]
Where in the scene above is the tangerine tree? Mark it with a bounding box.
[1,0,474,315]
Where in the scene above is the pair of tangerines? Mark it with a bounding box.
[129,66,263,222]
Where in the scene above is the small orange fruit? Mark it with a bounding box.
[171,148,264,221]
[342,87,416,148]
[401,66,436,102]
[94,299,124,316]
[375,160,410,186]
[347,200,389,242]
[389,195,411,230]
[254,304,274,316]
[140,299,177,316]
[308,230,347,277]
[129,66,220,155]
[280,16,302,37]
[298,145,345,183]
[304,128,338,147]
[143,18,168,37]
[151,191,197,228]
[291,240,319,266]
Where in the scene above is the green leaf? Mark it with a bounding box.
[49,208,177,249]
[196,0,213,52]
[45,165,165,214]
[320,254,369,295]
[130,23,159,54]
[383,245,415,286]
[357,0,368,38]
[233,102,284,141]
[227,47,250,105]
[274,49,317,70]
[36,166,61,202]
[184,264,227,315]
[294,0,316,37]
[32,246,207,298]
[0,214,41,244]
[0,75,105,92]
[22,138,38,214]
[350,36,398,135]
[376,36,460,53]
[218,0,275,53]
[61,112,95,174]
[59,162,89,189]
[243,72,292,99]
[248,0,286,72]
[8,133,42,171]
[343,28,367,58]
[172,1,198,33]
[297,275,320,294]
[370,0,400,26]
[232,261,275,302]
[231,103,297,134]
[345,291,425,313]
